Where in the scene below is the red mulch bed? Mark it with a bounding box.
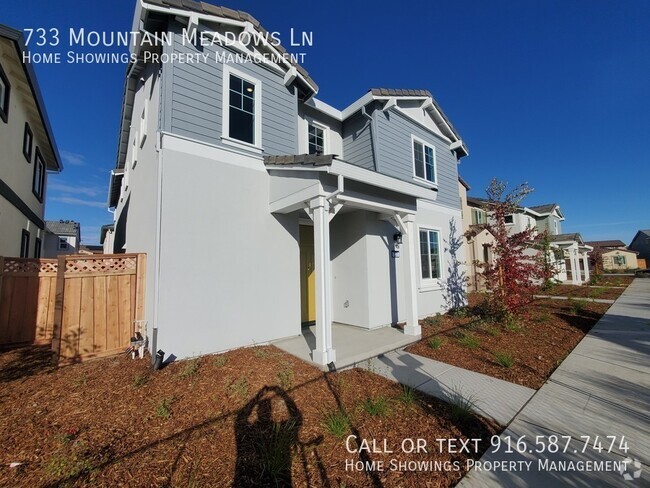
[406,297,612,390]
[594,275,635,286]
[0,345,499,487]
[543,284,623,300]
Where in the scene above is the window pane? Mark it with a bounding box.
[242,79,255,95]
[413,142,424,178]
[419,231,430,279]
[308,124,324,154]
[425,146,435,182]
[229,74,242,93]
[429,231,441,279]
[242,95,254,113]
[229,107,254,144]
[229,90,242,109]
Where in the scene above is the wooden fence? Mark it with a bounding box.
[0,254,146,364]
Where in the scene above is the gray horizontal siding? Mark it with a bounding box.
[163,22,297,155]
[341,112,375,170]
[374,108,460,209]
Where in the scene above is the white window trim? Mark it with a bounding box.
[222,64,263,152]
[417,225,444,289]
[306,119,328,155]
[411,135,438,186]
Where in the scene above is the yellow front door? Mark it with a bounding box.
[299,225,316,323]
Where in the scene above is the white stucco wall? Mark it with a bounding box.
[153,138,301,360]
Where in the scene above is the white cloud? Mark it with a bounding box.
[49,181,102,197]
[60,150,86,166]
[51,196,106,208]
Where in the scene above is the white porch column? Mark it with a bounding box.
[570,248,581,285]
[310,197,336,365]
[402,215,421,336]
[582,253,590,282]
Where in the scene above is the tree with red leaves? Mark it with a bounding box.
[480,179,548,315]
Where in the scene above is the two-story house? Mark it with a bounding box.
[460,183,495,291]
[42,220,81,258]
[0,25,62,258]
[106,0,469,365]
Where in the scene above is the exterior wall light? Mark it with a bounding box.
[391,250,400,258]
[394,232,403,245]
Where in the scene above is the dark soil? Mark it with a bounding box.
[0,345,499,487]
[406,296,612,390]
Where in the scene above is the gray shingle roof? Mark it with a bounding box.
[45,220,79,236]
[142,0,317,92]
[585,240,626,248]
[528,203,558,214]
[264,154,334,167]
[549,233,583,244]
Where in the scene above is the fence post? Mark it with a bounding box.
[50,255,66,365]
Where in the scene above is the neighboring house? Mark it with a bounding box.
[459,181,494,291]
[42,220,80,257]
[100,224,114,254]
[106,0,470,365]
[464,196,590,285]
[629,230,650,268]
[79,244,104,255]
[0,25,62,258]
[586,240,639,271]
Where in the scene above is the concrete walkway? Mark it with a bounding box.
[459,278,650,487]
[362,350,535,426]
[534,295,616,304]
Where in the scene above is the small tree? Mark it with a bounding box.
[480,179,547,315]
[589,247,604,283]
[535,230,558,291]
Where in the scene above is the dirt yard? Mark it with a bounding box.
[0,345,499,487]
[406,296,613,389]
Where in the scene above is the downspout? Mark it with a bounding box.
[361,105,379,171]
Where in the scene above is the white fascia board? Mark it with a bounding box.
[340,92,375,119]
[306,98,343,120]
[521,207,543,217]
[329,159,437,201]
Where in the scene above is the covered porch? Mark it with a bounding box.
[550,234,593,285]
[273,323,420,371]
[266,154,437,367]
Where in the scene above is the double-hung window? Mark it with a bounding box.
[23,123,33,162]
[613,255,626,266]
[228,73,256,145]
[471,208,486,225]
[308,124,325,155]
[58,238,68,250]
[419,229,442,280]
[413,137,436,184]
[34,238,41,258]
[33,149,45,201]
[0,62,9,123]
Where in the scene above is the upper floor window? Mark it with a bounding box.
[412,137,436,184]
[471,208,486,225]
[20,230,30,258]
[308,124,325,155]
[419,228,442,280]
[23,123,33,162]
[504,215,514,224]
[227,72,257,145]
[33,149,45,201]
[58,238,68,250]
[0,62,9,123]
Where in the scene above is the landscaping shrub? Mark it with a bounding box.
[178,358,199,379]
[213,355,227,367]
[447,387,478,423]
[257,419,298,485]
[456,331,480,349]
[428,336,444,350]
[397,385,418,406]
[361,396,389,417]
[322,410,351,438]
[569,299,588,315]
[494,351,514,368]
[155,397,173,419]
[276,368,294,390]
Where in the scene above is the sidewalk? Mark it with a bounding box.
[458,278,650,487]
[362,350,535,426]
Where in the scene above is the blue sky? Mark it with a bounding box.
[4,0,649,244]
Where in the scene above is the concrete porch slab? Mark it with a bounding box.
[272,323,420,371]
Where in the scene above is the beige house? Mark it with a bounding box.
[586,240,639,271]
[459,178,495,291]
[0,25,62,258]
